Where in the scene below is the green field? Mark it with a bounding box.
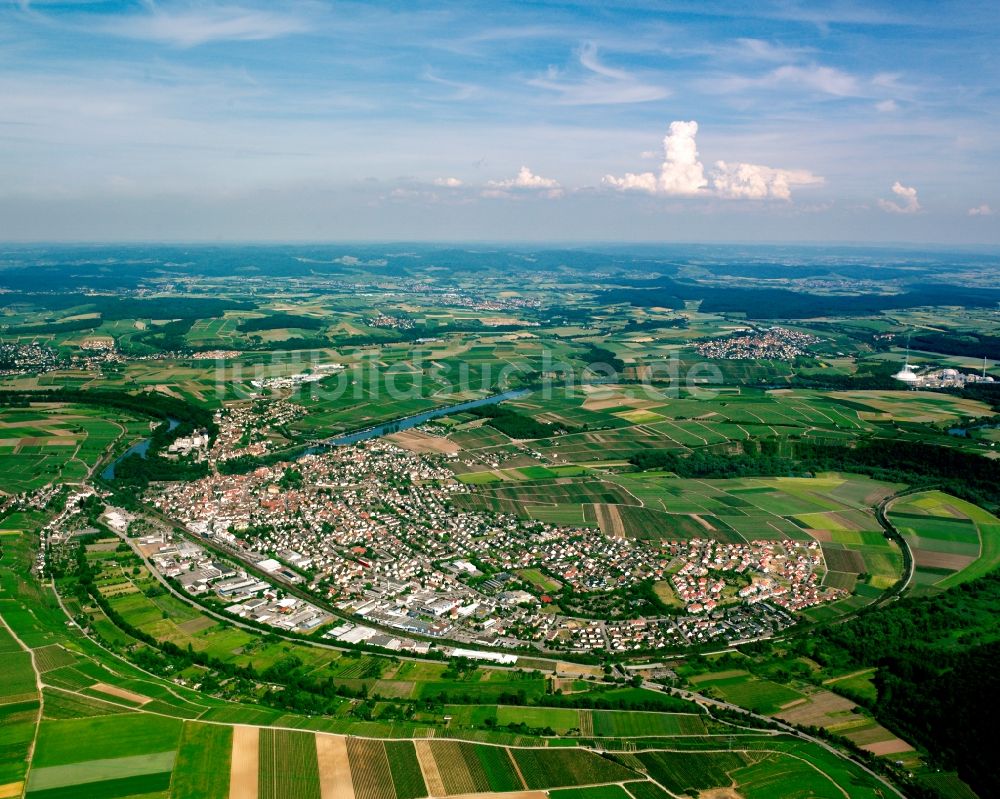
[0,406,128,493]
[638,750,748,795]
[170,722,232,799]
[889,490,1000,592]
[512,748,638,789]
[259,728,321,799]
[690,671,805,714]
[495,705,580,733]
[591,710,707,737]
[31,714,183,768]
[384,741,428,799]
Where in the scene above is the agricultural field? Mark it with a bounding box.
[0,405,128,493]
[26,714,182,798]
[590,710,707,737]
[688,671,806,714]
[171,722,232,799]
[888,490,1000,592]
[258,728,322,799]
[775,687,912,757]
[511,747,638,789]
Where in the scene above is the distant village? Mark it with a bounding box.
[695,326,821,361]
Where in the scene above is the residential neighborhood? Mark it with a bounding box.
[147,440,846,653]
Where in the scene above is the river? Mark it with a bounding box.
[304,388,530,452]
[102,389,528,479]
[101,417,180,480]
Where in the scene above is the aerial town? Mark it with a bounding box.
[146,440,845,653]
[211,400,307,463]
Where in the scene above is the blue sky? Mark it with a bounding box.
[1,0,998,243]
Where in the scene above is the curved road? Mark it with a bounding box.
[633,675,908,799]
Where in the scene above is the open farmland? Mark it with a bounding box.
[889,490,1000,592]
[689,671,806,714]
[259,728,322,799]
[26,714,182,799]
[511,748,638,789]
[590,710,707,737]
[164,722,232,799]
[5,244,1000,799]
[638,750,750,795]
[0,405,128,493]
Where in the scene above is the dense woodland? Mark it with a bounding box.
[601,278,1000,319]
[468,404,577,439]
[909,331,1000,361]
[800,573,1000,799]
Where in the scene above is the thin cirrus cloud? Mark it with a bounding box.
[527,42,668,106]
[760,64,859,96]
[102,5,310,48]
[707,63,861,98]
[603,121,823,200]
[878,182,921,214]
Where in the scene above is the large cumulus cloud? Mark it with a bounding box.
[604,120,822,201]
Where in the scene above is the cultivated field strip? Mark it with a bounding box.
[347,737,395,799]
[259,728,322,799]
[511,748,639,789]
[427,740,481,795]
[414,739,447,796]
[31,645,77,673]
[229,724,259,799]
[471,745,525,793]
[317,734,356,799]
[384,740,429,799]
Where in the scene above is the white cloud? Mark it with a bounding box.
[875,99,898,113]
[605,121,822,201]
[433,177,463,187]
[712,161,824,200]
[968,204,994,216]
[486,166,563,198]
[766,64,859,96]
[421,70,479,102]
[709,63,861,98]
[878,181,921,214]
[104,6,309,48]
[603,120,707,196]
[733,38,810,63]
[528,42,668,106]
